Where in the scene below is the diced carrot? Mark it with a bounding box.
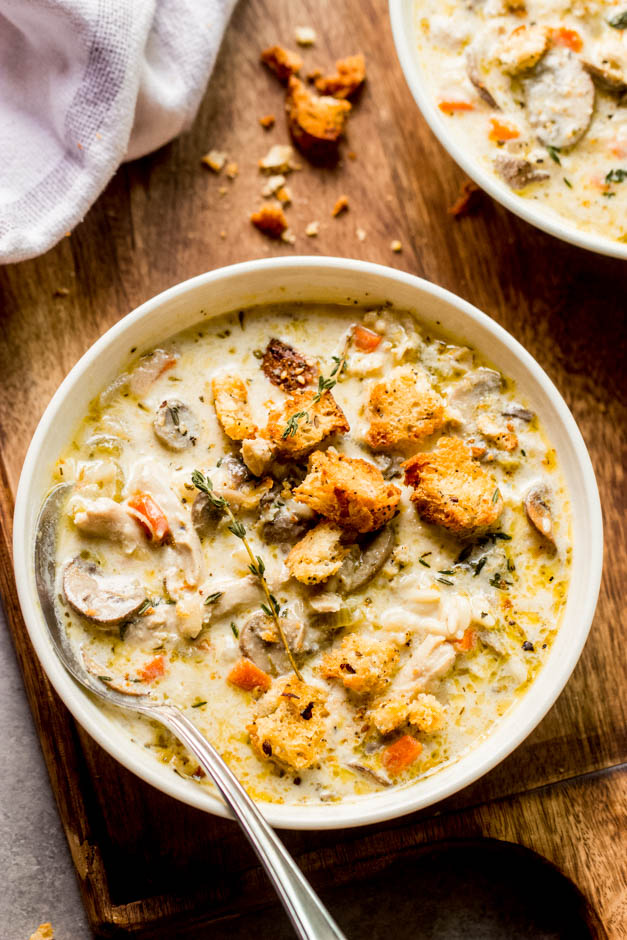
[228,657,272,692]
[454,627,476,653]
[550,27,582,52]
[382,735,423,775]
[127,493,170,542]
[438,100,474,114]
[353,324,382,352]
[489,118,520,143]
[139,655,166,682]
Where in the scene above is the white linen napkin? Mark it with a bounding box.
[0,0,236,264]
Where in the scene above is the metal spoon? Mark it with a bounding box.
[35,483,347,940]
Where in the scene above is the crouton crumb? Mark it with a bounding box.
[286,77,351,158]
[370,692,445,735]
[315,53,366,99]
[356,227,367,242]
[390,239,403,252]
[251,205,288,238]
[261,45,303,83]
[201,149,227,172]
[225,161,238,179]
[306,220,320,236]
[29,926,54,940]
[248,676,328,771]
[448,180,482,217]
[259,114,276,129]
[276,186,292,206]
[286,521,349,584]
[321,634,400,695]
[262,174,287,197]
[259,144,296,173]
[295,26,316,46]
[332,195,349,217]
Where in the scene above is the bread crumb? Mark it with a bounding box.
[220,230,226,239]
[286,77,351,158]
[281,230,296,245]
[332,195,349,217]
[53,287,69,297]
[448,180,482,217]
[276,186,292,206]
[305,221,320,236]
[251,205,289,238]
[315,53,366,99]
[356,227,366,241]
[347,150,357,160]
[259,114,276,129]
[29,925,54,940]
[390,239,402,252]
[262,174,287,197]
[225,161,238,179]
[261,45,303,83]
[295,26,316,46]
[201,149,227,172]
[259,144,296,173]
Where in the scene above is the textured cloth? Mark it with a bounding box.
[0,0,236,264]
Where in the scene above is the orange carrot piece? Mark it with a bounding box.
[550,27,582,52]
[454,627,476,653]
[228,657,272,692]
[489,118,520,142]
[353,324,382,352]
[127,493,170,542]
[382,735,423,775]
[438,100,474,114]
[139,655,166,682]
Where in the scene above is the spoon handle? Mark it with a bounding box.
[152,703,347,940]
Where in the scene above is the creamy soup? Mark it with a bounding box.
[413,0,627,243]
[51,303,570,805]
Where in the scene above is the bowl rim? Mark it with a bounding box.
[388,0,627,261]
[13,256,603,830]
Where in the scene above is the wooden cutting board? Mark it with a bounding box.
[0,0,625,935]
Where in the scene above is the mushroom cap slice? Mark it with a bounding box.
[523,47,594,149]
[63,557,146,625]
[331,525,395,594]
[191,491,224,539]
[239,612,306,675]
[153,399,198,451]
[524,483,555,546]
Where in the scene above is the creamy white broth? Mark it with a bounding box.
[413,0,627,244]
[52,303,570,805]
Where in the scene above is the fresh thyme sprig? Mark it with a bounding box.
[282,410,308,439]
[191,469,302,679]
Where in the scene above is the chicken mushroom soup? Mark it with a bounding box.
[413,0,627,244]
[50,304,570,804]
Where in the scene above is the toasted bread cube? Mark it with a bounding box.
[370,692,445,735]
[265,390,349,458]
[248,677,328,771]
[286,76,351,158]
[315,53,366,99]
[294,449,401,533]
[262,338,319,392]
[261,45,303,83]
[286,521,349,584]
[366,366,446,451]
[403,437,504,534]
[211,374,257,441]
[320,634,399,695]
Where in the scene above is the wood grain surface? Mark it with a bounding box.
[0,0,625,936]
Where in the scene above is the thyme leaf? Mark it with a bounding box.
[546,145,561,165]
[609,10,627,28]
[204,591,223,606]
[282,410,308,439]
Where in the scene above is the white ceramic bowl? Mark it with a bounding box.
[14,257,602,830]
[389,0,627,260]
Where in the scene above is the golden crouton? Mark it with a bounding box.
[370,692,445,735]
[286,76,351,158]
[497,25,548,74]
[366,366,446,451]
[261,45,303,84]
[265,390,349,458]
[476,415,518,452]
[29,926,54,940]
[250,204,288,239]
[262,337,319,392]
[320,634,399,695]
[403,436,503,534]
[248,676,328,771]
[211,374,257,441]
[294,449,401,533]
[315,53,366,99]
[286,521,349,584]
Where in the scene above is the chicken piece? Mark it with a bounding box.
[211,373,257,441]
[264,389,349,458]
[294,449,401,533]
[476,414,518,451]
[497,24,549,75]
[260,45,303,83]
[370,692,446,736]
[203,574,263,621]
[365,366,446,451]
[286,521,349,584]
[523,47,594,149]
[286,76,351,158]
[261,338,319,392]
[392,635,456,695]
[68,495,143,554]
[241,437,276,477]
[128,348,177,396]
[314,53,366,99]
[248,676,328,771]
[403,437,503,534]
[320,634,400,696]
[494,154,550,189]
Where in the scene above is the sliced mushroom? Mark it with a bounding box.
[370,452,404,481]
[214,455,273,510]
[524,483,555,546]
[523,47,594,149]
[494,154,550,190]
[191,491,224,539]
[82,651,146,695]
[582,60,627,96]
[467,49,499,108]
[347,762,390,787]
[259,490,316,544]
[501,403,534,422]
[465,23,503,109]
[261,338,319,392]
[239,611,306,675]
[329,526,395,595]
[63,557,146,625]
[153,399,198,451]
